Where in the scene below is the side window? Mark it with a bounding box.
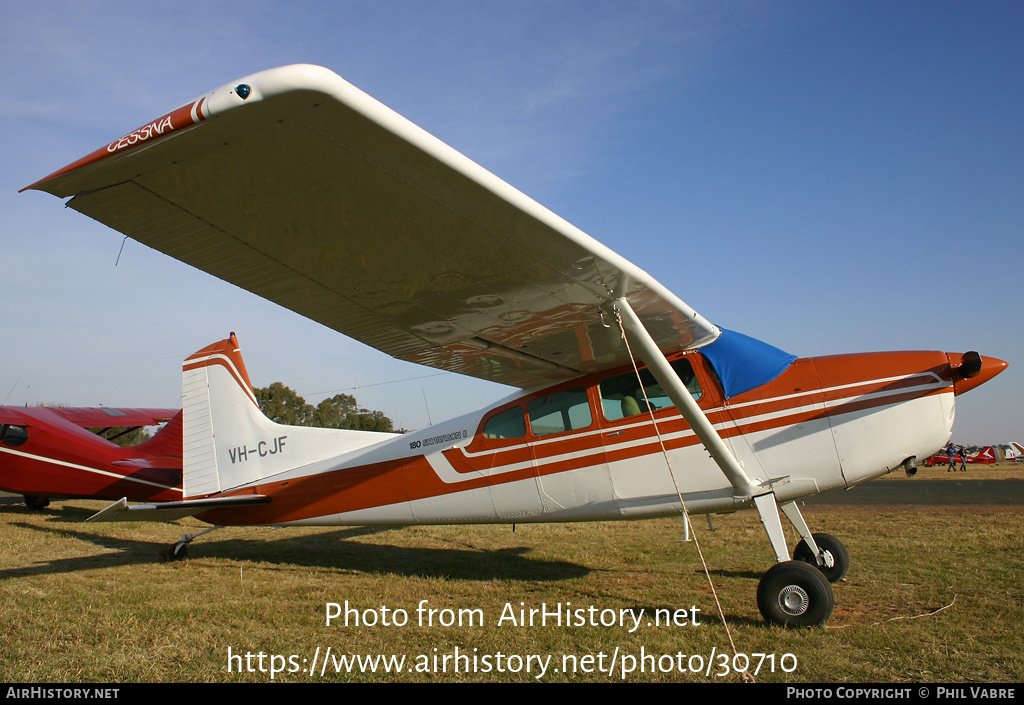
[482,407,526,440]
[599,359,702,421]
[0,424,29,447]
[527,387,592,437]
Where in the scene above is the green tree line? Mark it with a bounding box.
[81,383,397,447]
[255,382,397,433]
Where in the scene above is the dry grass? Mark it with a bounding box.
[878,461,1024,481]
[1,492,1021,683]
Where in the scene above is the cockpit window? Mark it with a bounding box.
[599,359,702,421]
[0,424,29,447]
[527,387,592,436]
[482,406,526,440]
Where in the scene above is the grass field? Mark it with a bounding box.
[879,461,1024,481]
[1,466,1022,683]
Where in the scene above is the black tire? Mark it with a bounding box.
[162,543,188,562]
[23,495,50,510]
[757,560,834,628]
[793,532,849,583]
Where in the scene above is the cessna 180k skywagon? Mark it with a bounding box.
[25,65,1006,627]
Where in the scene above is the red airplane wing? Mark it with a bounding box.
[42,407,177,428]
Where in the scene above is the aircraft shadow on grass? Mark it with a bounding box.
[6,516,768,626]
[2,516,590,583]
[702,567,764,581]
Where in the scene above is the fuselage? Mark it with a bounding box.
[0,407,183,501]
[197,349,983,527]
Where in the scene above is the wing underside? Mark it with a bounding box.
[30,65,717,389]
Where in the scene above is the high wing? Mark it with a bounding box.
[27,64,718,389]
[0,406,176,429]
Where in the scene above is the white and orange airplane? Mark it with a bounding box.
[25,65,1007,627]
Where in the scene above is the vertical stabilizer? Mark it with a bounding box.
[181,333,397,498]
[182,333,259,496]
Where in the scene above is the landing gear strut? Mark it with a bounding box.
[753,492,847,627]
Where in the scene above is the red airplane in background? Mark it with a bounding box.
[0,406,182,508]
[923,445,998,467]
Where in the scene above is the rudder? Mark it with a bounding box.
[181,333,395,498]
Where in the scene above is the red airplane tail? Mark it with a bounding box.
[972,446,997,464]
[133,411,183,458]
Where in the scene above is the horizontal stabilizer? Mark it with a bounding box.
[86,494,270,523]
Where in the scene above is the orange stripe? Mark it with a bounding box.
[183,356,258,408]
[202,382,950,525]
[23,101,206,192]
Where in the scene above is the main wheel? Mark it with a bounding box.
[793,532,849,583]
[757,560,834,627]
[23,495,50,510]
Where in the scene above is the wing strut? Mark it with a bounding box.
[613,298,759,498]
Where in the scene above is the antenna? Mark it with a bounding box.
[421,388,433,426]
[4,378,20,405]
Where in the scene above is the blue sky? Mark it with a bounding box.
[2,1,1021,443]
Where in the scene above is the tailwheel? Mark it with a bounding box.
[159,526,220,562]
[757,560,834,628]
[160,542,189,562]
[793,532,849,583]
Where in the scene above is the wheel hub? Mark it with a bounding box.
[779,584,810,616]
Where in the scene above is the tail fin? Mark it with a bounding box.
[181,333,393,497]
[133,410,183,458]
[974,446,997,464]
